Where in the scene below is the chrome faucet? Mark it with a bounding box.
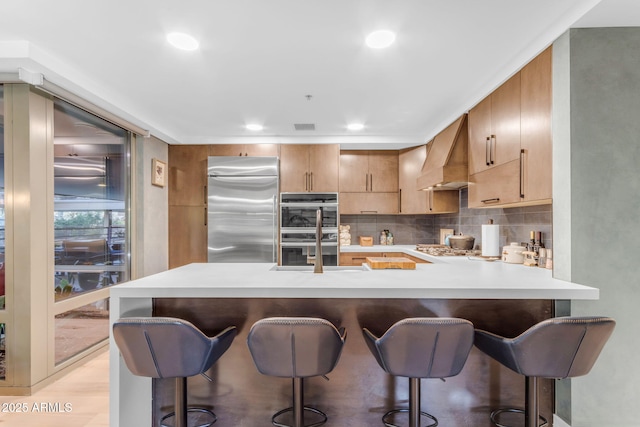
[306,208,324,273]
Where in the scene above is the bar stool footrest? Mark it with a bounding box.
[490,408,548,427]
[160,407,217,427]
[382,408,438,427]
[271,406,328,427]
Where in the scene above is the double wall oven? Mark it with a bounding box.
[280,193,339,266]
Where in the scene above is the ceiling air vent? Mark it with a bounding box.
[294,123,316,131]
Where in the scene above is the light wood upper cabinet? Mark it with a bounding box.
[339,192,399,214]
[340,150,399,214]
[520,46,552,203]
[339,150,398,193]
[280,144,339,192]
[468,46,552,208]
[469,73,521,175]
[209,144,279,157]
[399,145,428,214]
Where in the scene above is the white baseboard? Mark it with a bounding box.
[554,414,571,427]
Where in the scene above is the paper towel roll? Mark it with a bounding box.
[482,224,500,257]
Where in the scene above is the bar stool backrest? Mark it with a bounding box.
[509,316,616,378]
[247,317,346,378]
[363,317,474,378]
[113,317,237,379]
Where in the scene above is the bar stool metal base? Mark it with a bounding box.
[271,406,328,427]
[160,408,217,427]
[382,408,438,427]
[490,408,547,427]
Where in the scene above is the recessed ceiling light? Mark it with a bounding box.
[347,123,365,131]
[365,30,396,49]
[166,32,200,51]
[246,124,263,131]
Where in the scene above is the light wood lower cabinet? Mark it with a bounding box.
[340,251,429,266]
[168,205,207,269]
[340,192,399,214]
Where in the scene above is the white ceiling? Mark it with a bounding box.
[0,0,637,148]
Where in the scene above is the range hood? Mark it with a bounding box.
[417,114,468,190]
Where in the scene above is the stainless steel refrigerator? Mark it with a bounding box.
[207,156,279,263]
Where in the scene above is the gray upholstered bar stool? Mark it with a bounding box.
[474,316,616,427]
[362,317,475,427]
[247,317,347,427]
[113,317,237,427]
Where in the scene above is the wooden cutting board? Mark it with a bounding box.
[366,257,416,270]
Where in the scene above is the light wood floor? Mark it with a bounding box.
[0,349,108,426]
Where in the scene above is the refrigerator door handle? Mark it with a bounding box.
[272,195,278,262]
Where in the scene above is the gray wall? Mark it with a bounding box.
[554,28,640,426]
[134,135,168,277]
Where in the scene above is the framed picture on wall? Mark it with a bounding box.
[152,158,167,187]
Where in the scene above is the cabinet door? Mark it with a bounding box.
[491,73,522,167]
[521,46,552,203]
[245,144,279,157]
[468,96,493,175]
[339,151,369,192]
[168,205,207,268]
[209,144,247,157]
[399,146,428,214]
[427,190,459,214]
[280,145,310,193]
[468,160,522,208]
[368,151,399,192]
[340,192,399,214]
[309,144,339,192]
[210,144,279,157]
[169,145,208,206]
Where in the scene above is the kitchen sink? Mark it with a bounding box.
[269,265,371,273]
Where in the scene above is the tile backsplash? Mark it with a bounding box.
[340,188,552,249]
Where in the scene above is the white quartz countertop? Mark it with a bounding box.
[112,245,598,300]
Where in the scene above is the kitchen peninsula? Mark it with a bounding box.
[109,249,598,427]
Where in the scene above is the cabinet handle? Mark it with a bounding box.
[481,198,500,204]
[304,172,309,191]
[484,137,491,166]
[365,174,369,192]
[204,206,207,227]
[490,135,496,165]
[360,210,378,214]
[520,148,525,199]
[429,190,433,211]
[370,174,373,192]
[203,185,207,206]
[310,172,313,191]
[399,189,402,213]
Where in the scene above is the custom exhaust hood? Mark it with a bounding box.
[417,114,469,191]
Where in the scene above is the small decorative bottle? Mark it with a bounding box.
[387,231,394,246]
[380,231,387,245]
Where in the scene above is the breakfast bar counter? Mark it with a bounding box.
[109,257,598,427]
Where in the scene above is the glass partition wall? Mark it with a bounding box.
[53,100,130,365]
[0,84,131,392]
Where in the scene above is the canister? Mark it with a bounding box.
[502,242,526,264]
